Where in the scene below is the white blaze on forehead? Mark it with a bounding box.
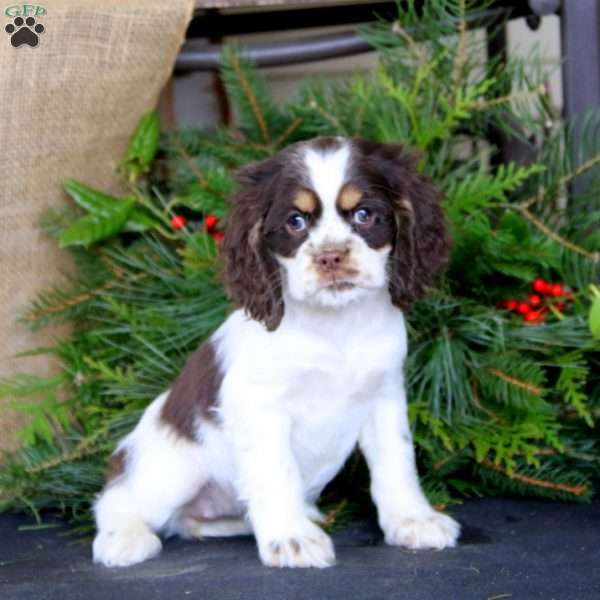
[304,142,350,211]
[303,142,352,244]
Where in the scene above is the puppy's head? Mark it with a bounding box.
[221,137,450,330]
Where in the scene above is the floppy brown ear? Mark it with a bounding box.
[390,167,450,310]
[354,140,450,309]
[220,157,284,331]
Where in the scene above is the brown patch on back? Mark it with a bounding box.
[105,448,127,485]
[337,183,363,211]
[293,189,317,214]
[161,340,224,440]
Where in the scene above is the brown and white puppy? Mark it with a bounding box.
[92,137,459,569]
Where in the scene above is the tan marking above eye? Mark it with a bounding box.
[338,183,363,211]
[293,189,317,213]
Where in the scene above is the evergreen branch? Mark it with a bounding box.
[513,206,599,262]
[130,190,177,239]
[472,85,545,110]
[486,368,543,397]
[451,0,467,90]
[521,151,600,210]
[470,381,503,422]
[432,454,457,472]
[166,138,232,216]
[555,352,593,426]
[230,54,270,144]
[225,132,271,153]
[481,459,589,497]
[22,271,148,324]
[306,98,345,133]
[532,448,556,456]
[445,162,544,221]
[391,20,428,63]
[170,137,210,190]
[22,281,112,323]
[25,440,108,476]
[559,150,600,189]
[273,117,303,148]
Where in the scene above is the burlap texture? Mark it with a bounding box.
[0,0,195,451]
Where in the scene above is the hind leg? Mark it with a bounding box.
[93,394,208,567]
[93,482,163,567]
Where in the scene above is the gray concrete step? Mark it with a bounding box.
[1,497,599,600]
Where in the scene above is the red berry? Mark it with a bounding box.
[550,283,564,297]
[211,231,225,242]
[517,302,531,315]
[204,214,219,230]
[171,214,187,230]
[527,294,542,307]
[506,299,518,311]
[532,278,549,294]
[525,310,545,324]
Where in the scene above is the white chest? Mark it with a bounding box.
[216,303,407,499]
[288,387,371,499]
[278,337,401,497]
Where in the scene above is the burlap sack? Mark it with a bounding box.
[0,0,195,451]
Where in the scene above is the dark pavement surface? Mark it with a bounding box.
[1,497,599,600]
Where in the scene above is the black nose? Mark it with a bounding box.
[315,248,349,272]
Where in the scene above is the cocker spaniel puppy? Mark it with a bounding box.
[93,137,460,569]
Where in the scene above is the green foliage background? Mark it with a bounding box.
[2,0,600,524]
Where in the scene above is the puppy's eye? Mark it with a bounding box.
[287,212,308,232]
[352,207,373,226]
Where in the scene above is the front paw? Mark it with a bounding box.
[93,526,162,567]
[257,520,335,568]
[382,512,460,550]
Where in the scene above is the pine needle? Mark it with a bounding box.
[486,368,543,397]
[481,460,589,497]
[230,54,270,144]
[451,0,468,89]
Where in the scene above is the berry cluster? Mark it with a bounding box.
[498,278,574,324]
[170,213,224,242]
[204,214,224,242]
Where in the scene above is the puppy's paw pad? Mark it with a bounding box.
[384,512,460,550]
[259,527,335,568]
[93,527,162,567]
